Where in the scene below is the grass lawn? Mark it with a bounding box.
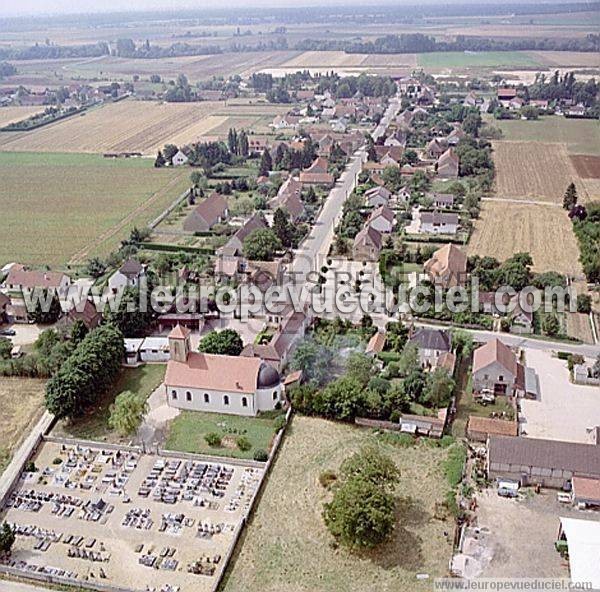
[53,364,166,443]
[418,51,542,69]
[0,151,189,266]
[0,377,46,475]
[222,415,456,592]
[165,410,279,460]
[495,117,600,155]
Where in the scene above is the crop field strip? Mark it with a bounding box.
[0,152,190,266]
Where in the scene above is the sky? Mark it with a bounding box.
[0,0,548,19]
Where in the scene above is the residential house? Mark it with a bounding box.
[424,243,468,288]
[463,91,479,107]
[397,186,411,203]
[108,258,146,294]
[242,309,310,371]
[396,110,414,128]
[447,127,466,146]
[353,226,383,262]
[56,298,102,331]
[364,185,392,208]
[429,192,455,208]
[165,325,283,416]
[418,211,459,235]
[568,104,586,116]
[218,213,267,258]
[271,114,300,130]
[299,157,334,186]
[270,177,305,222]
[426,138,448,159]
[472,338,524,397]
[408,327,452,368]
[183,193,229,233]
[509,97,525,110]
[171,150,189,166]
[510,299,534,334]
[365,331,386,357]
[487,435,600,489]
[497,88,517,102]
[3,264,71,297]
[374,145,404,165]
[367,205,395,234]
[436,148,459,179]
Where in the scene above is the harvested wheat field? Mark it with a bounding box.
[532,51,600,67]
[565,312,595,344]
[570,155,600,179]
[468,201,583,276]
[0,106,45,127]
[282,51,369,68]
[493,141,581,203]
[223,416,455,592]
[0,99,226,154]
[0,377,46,473]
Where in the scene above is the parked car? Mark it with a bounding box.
[497,479,519,498]
[0,329,15,336]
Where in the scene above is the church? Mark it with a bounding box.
[164,325,283,416]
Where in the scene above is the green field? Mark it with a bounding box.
[222,416,456,592]
[0,152,189,266]
[165,410,280,459]
[494,117,600,154]
[53,363,166,443]
[418,51,543,69]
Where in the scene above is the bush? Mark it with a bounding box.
[319,470,338,489]
[204,432,222,447]
[253,448,269,462]
[52,457,63,465]
[236,436,251,452]
[25,461,37,473]
[273,415,287,433]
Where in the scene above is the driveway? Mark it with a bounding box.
[520,348,600,444]
[1,323,43,346]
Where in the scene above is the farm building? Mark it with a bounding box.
[487,435,600,489]
[365,331,386,356]
[472,338,524,397]
[557,517,600,589]
[572,476,600,508]
[165,325,283,416]
[466,416,518,442]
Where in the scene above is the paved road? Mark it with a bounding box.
[289,95,402,292]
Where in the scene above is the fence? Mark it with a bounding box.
[0,565,138,592]
[210,405,292,592]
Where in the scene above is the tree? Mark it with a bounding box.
[243,228,282,261]
[70,319,89,346]
[422,368,455,408]
[154,150,165,168]
[0,337,11,360]
[340,446,400,488]
[397,342,419,376]
[592,354,600,379]
[576,294,592,314]
[45,324,124,419]
[345,352,375,387]
[162,144,178,163]
[319,376,366,421]
[108,390,148,435]
[105,286,154,337]
[86,257,106,278]
[273,207,293,247]
[258,148,272,176]
[0,522,15,556]
[563,182,578,210]
[542,313,560,337]
[290,338,332,386]
[29,289,62,324]
[323,447,398,550]
[238,129,249,158]
[198,329,243,356]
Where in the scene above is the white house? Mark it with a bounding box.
[172,150,189,166]
[418,211,459,235]
[3,264,71,297]
[408,327,452,368]
[108,259,146,294]
[164,325,283,416]
[364,186,391,208]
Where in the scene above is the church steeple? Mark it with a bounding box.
[168,324,191,362]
